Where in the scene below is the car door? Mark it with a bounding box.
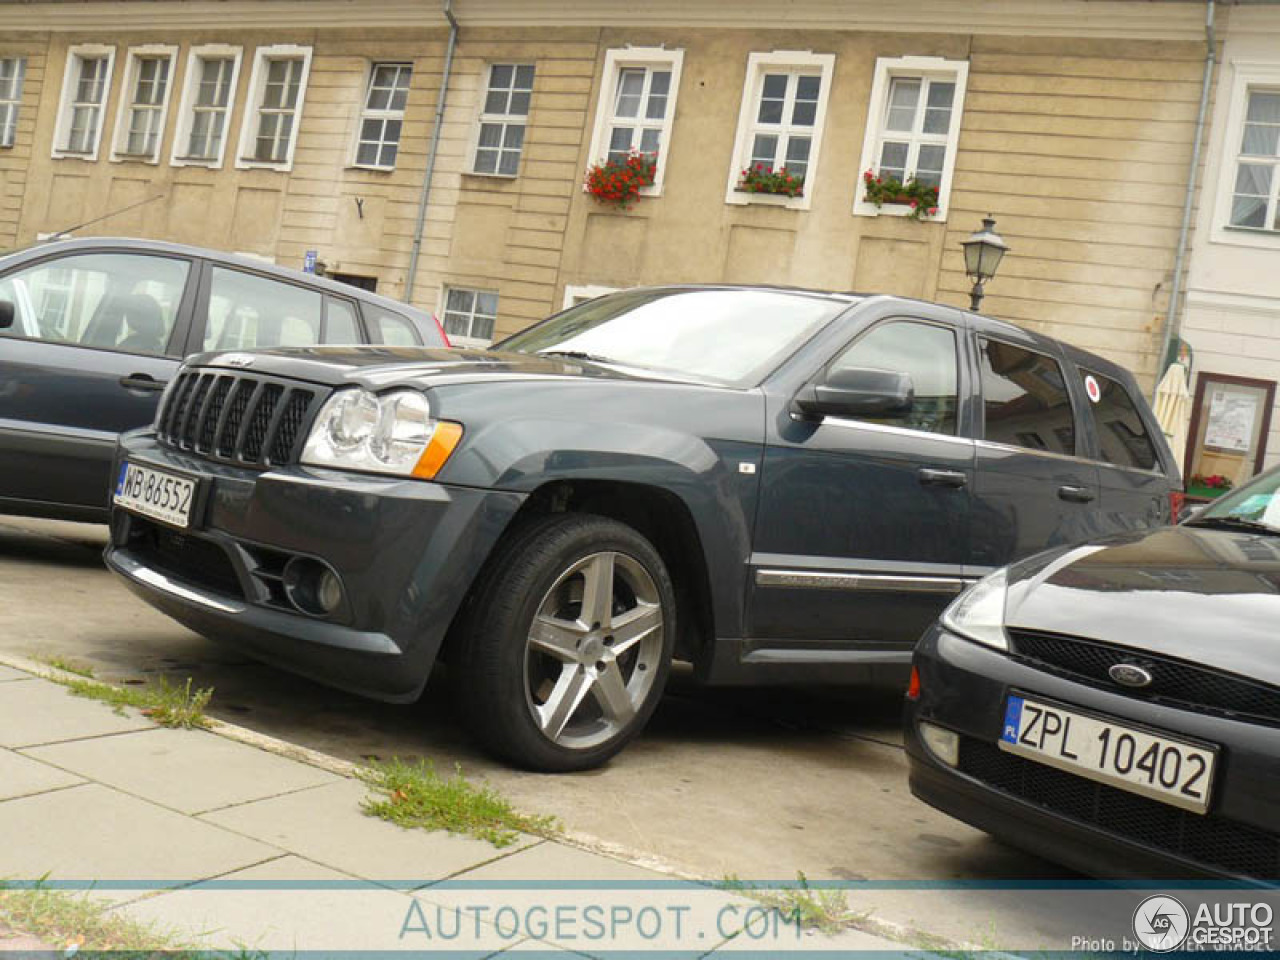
[1076,364,1175,531]
[967,329,1102,572]
[750,311,975,654]
[0,249,195,518]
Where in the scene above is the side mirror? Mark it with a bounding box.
[0,299,13,330]
[793,366,914,420]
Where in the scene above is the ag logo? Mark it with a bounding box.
[1133,894,1190,952]
[1084,374,1102,404]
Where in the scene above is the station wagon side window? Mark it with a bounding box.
[204,266,322,350]
[323,297,360,344]
[0,252,188,355]
[365,307,422,346]
[827,319,959,435]
[978,338,1076,455]
[1079,369,1159,471]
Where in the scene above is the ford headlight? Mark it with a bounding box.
[301,388,462,479]
[941,568,1010,651]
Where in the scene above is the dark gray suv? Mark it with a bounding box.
[0,237,444,522]
[105,286,1181,770]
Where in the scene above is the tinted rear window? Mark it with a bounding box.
[979,338,1076,456]
[1081,369,1159,471]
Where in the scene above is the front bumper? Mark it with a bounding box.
[105,431,525,702]
[905,624,1280,883]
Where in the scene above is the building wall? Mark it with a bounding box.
[0,0,1221,388]
[1181,4,1280,472]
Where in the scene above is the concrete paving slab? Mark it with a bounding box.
[0,664,29,682]
[0,679,154,748]
[0,746,84,800]
[119,855,438,953]
[24,726,338,815]
[446,841,681,883]
[0,782,279,885]
[200,778,536,886]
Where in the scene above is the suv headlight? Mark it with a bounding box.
[301,388,462,479]
[940,568,1010,651]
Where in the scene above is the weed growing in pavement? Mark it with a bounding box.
[720,871,865,935]
[0,881,190,955]
[57,674,213,728]
[38,656,95,678]
[357,757,559,848]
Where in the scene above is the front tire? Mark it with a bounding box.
[454,514,676,772]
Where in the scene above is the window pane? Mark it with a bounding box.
[649,70,670,97]
[980,339,1076,456]
[917,143,946,187]
[645,91,667,121]
[614,68,644,118]
[473,148,498,173]
[484,88,509,114]
[477,122,503,148]
[792,97,816,126]
[1,253,188,353]
[1246,91,1280,124]
[490,64,513,89]
[205,268,321,350]
[1231,194,1268,228]
[497,149,520,176]
[1235,162,1272,197]
[502,124,524,149]
[608,125,633,159]
[827,321,959,435]
[886,78,920,132]
[1082,371,1157,470]
[784,136,810,177]
[639,127,660,154]
[446,288,474,313]
[879,140,908,180]
[1242,123,1280,157]
[356,141,379,166]
[323,299,360,344]
[751,133,778,168]
[443,313,471,338]
[508,90,531,116]
[757,73,786,124]
[795,74,820,103]
[476,291,499,317]
[514,65,535,90]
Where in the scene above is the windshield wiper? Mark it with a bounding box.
[1189,515,1280,536]
[536,350,619,365]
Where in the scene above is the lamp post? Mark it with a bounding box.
[961,215,1009,313]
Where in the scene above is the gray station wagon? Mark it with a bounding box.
[0,236,446,522]
[105,286,1182,770]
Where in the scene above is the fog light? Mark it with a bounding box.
[317,569,343,615]
[920,722,960,768]
[283,557,345,618]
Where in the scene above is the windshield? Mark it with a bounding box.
[1195,465,1280,532]
[497,288,850,387]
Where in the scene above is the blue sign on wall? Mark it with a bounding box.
[303,250,318,274]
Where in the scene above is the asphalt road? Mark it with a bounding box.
[0,514,1151,949]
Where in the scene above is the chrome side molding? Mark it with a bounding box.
[755,569,972,595]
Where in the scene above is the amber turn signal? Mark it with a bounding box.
[412,421,464,479]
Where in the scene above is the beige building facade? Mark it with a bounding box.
[0,0,1227,384]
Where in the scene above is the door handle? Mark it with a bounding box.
[1058,484,1096,503]
[918,468,968,489]
[119,374,166,393]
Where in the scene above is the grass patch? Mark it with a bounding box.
[38,656,95,678]
[58,674,213,729]
[0,882,190,955]
[721,871,864,935]
[357,758,558,848]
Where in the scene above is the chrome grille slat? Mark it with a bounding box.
[157,370,322,469]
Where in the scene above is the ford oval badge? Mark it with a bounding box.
[220,353,255,368]
[1109,663,1154,688]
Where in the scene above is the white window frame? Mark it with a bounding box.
[170,44,243,169]
[350,60,413,171]
[853,55,969,223]
[562,284,620,309]
[438,286,499,349]
[109,44,178,164]
[1211,61,1280,250]
[0,57,25,149]
[51,44,116,160]
[467,61,536,179]
[585,47,684,197]
[724,50,835,212]
[235,43,313,172]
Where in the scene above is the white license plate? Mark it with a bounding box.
[113,462,196,529]
[999,694,1216,814]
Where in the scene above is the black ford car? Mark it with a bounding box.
[105,286,1180,770]
[907,467,1280,882]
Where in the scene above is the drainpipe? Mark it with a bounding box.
[406,0,458,305]
[1153,0,1215,400]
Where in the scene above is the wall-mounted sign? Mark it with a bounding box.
[303,250,318,274]
[1204,388,1257,453]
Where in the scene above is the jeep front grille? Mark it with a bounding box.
[156,370,326,468]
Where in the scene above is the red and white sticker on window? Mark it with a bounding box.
[1084,374,1102,403]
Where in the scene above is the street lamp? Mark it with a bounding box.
[961,215,1009,313]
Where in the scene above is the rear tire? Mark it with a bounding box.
[454,513,676,772]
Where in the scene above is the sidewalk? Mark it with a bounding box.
[0,659,905,957]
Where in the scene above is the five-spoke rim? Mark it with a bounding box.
[523,550,664,750]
